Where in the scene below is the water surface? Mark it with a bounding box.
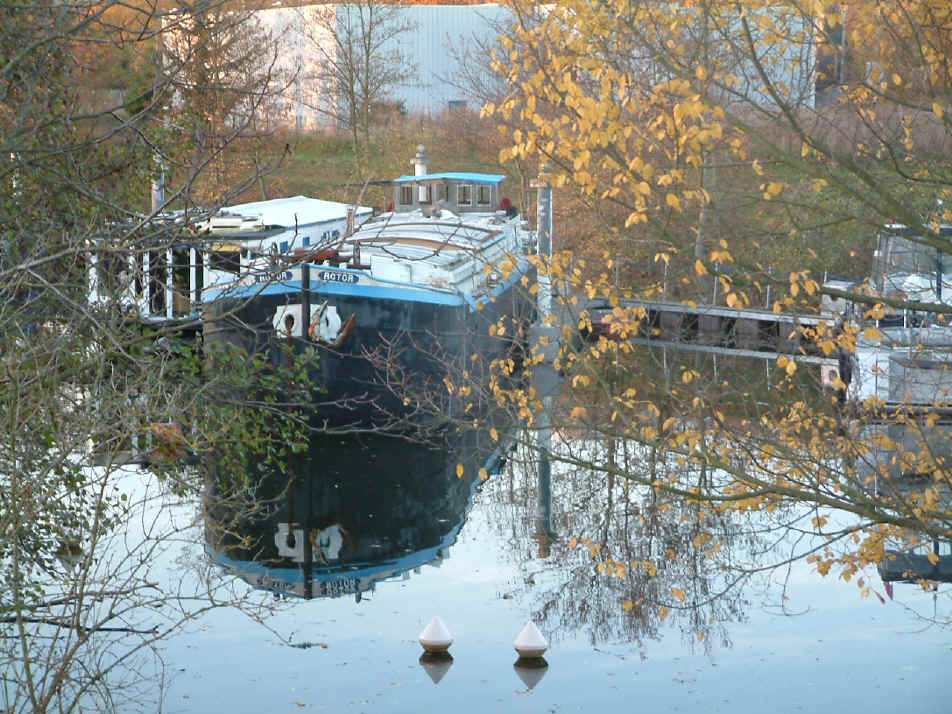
[154,434,950,713]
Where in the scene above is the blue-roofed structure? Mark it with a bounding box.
[393,172,506,185]
[391,152,509,214]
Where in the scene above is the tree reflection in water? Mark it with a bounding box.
[484,433,801,653]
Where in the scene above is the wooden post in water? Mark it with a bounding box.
[301,467,313,599]
[301,263,311,339]
[535,397,555,556]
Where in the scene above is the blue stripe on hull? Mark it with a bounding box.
[207,280,465,306]
[204,260,532,310]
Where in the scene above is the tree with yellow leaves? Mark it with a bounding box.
[467,0,952,601]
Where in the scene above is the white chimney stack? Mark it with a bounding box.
[412,145,429,203]
[412,144,428,176]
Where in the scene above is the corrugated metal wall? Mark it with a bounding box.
[258,4,513,125]
[388,4,513,115]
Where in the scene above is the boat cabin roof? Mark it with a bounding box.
[203,195,372,233]
[392,172,505,185]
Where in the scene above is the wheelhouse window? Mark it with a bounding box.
[419,184,433,204]
[208,248,241,276]
[477,184,492,206]
[437,182,449,203]
[457,184,472,206]
[399,185,414,205]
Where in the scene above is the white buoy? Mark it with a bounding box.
[513,621,548,658]
[418,616,453,653]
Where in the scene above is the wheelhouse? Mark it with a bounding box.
[392,172,505,214]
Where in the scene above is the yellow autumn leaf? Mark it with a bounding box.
[934,102,944,119]
[666,193,681,211]
[777,356,796,375]
[725,292,738,307]
[658,606,669,620]
[569,537,578,549]
[671,587,686,602]
[478,467,489,481]
[490,427,499,442]
[694,259,708,276]
[570,406,587,420]
[622,600,634,612]
[456,463,464,478]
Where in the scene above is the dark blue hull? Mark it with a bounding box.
[203,270,535,430]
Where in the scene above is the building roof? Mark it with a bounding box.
[218,195,372,228]
[392,172,506,185]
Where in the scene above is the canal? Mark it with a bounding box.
[112,429,948,712]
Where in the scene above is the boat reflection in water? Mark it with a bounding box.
[205,429,505,600]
